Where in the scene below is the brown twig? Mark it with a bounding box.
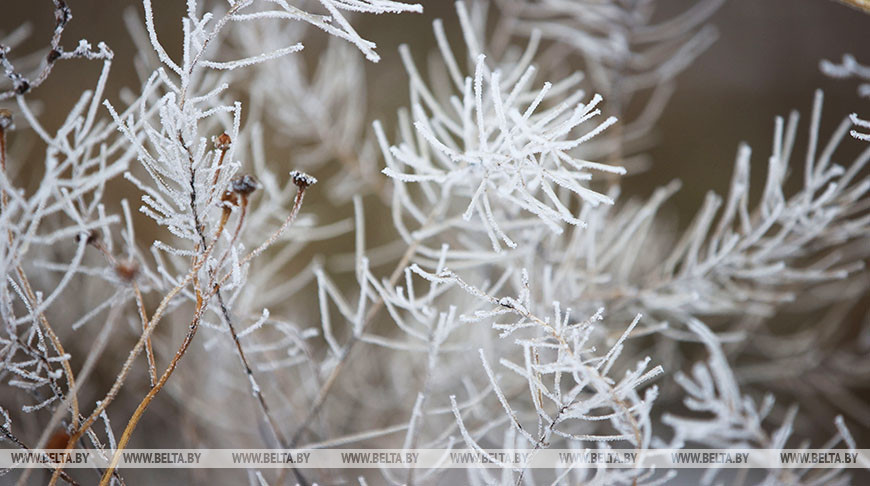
[97,169,314,485]
[91,237,157,386]
[0,0,112,101]
[48,239,219,486]
[1,425,80,486]
[99,285,209,486]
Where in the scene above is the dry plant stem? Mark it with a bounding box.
[133,282,157,386]
[48,241,219,486]
[289,210,434,446]
[100,185,311,485]
[91,150,224,485]
[1,427,80,486]
[207,189,311,486]
[180,134,296,454]
[0,1,70,100]
[214,292,311,486]
[93,240,158,386]
[1,117,80,426]
[99,289,208,486]
[216,296,290,449]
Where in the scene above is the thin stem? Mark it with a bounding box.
[48,240,218,486]
[93,239,158,386]
[208,184,311,486]
[1,426,80,486]
[0,112,80,426]
[94,171,311,485]
[99,287,208,485]
[289,210,432,446]
[177,0,253,108]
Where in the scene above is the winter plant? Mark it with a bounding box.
[0,0,868,484]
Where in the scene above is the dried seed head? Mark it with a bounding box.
[231,175,258,196]
[115,259,139,282]
[0,109,12,130]
[214,132,231,151]
[220,190,239,207]
[290,170,317,189]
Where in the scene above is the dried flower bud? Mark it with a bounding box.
[290,170,317,189]
[214,132,231,151]
[0,109,12,130]
[220,190,239,206]
[115,259,139,282]
[231,175,258,196]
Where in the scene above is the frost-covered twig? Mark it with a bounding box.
[821,54,870,140]
[0,0,113,100]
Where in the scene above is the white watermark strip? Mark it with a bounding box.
[2,449,868,469]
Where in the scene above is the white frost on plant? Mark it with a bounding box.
[821,53,870,141]
[380,2,622,255]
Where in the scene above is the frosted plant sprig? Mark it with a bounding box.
[423,266,662,484]
[380,3,622,255]
[205,0,422,64]
[663,318,862,485]
[500,0,723,161]
[821,53,870,140]
[0,0,114,100]
[516,91,870,332]
[640,91,870,318]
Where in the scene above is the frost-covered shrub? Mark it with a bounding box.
[0,1,868,485]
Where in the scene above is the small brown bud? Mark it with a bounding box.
[290,170,317,190]
[214,132,231,151]
[115,259,139,282]
[231,175,258,196]
[220,190,239,207]
[47,49,62,63]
